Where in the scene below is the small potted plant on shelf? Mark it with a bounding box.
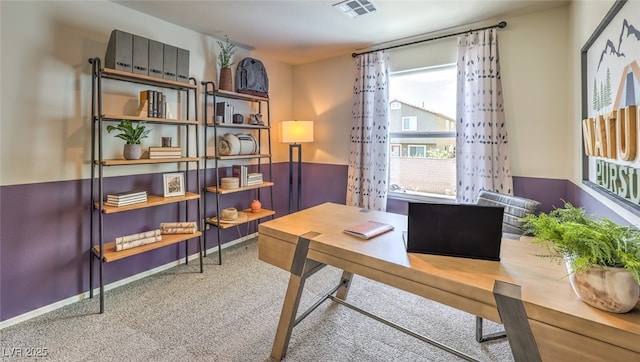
[106,119,151,160]
[522,202,640,313]
[217,35,236,91]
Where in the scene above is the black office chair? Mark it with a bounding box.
[474,190,541,342]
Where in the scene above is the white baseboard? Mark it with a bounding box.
[0,233,257,330]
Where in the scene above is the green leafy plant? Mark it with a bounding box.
[217,36,236,68]
[522,202,640,283]
[106,120,151,145]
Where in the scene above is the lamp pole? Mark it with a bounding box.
[289,143,302,214]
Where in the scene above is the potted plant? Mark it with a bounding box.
[106,119,151,160]
[522,202,640,313]
[217,36,236,91]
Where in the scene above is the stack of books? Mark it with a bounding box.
[149,147,182,159]
[105,190,148,207]
[247,173,263,186]
[138,90,166,118]
[232,165,248,187]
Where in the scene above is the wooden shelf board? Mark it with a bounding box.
[96,192,200,213]
[210,89,269,102]
[206,181,274,194]
[207,154,271,161]
[101,67,196,90]
[205,122,269,129]
[205,208,275,229]
[98,157,199,166]
[93,231,202,262]
[101,114,196,125]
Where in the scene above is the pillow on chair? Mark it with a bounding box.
[475,190,541,239]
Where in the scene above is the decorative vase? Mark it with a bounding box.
[219,67,233,91]
[123,144,142,160]
[250,199,262,213]
[566,260,640,313]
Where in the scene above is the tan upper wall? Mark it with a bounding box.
[0,0,293,186]
[291,5,572,181]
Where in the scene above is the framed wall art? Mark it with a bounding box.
[163,172,185,197]
[581,0,640,213]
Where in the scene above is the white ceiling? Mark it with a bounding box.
[112,0,569,65]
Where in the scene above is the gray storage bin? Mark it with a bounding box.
[105,30,133,72]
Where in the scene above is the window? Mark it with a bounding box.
[408,145,426,157]
[388,64,456,199]
[390,144,401,157]
[401,116,417,131]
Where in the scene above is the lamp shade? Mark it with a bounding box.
[281,121,314,143]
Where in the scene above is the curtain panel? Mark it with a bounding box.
[455,28,513,203]
[346,51,390,211]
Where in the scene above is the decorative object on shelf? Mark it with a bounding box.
[208,207,248,224]
[216,102,234,124]
[281,120,314,213]
[114,229,162,251]
[235,57,269,98]
[251,199,262,213]
[220,177,240,189]
[249,113,264,126]
[162,137,172,147]
[217,36,236,91]
[163,172,185,197]
[159,221,198,234]
[106,119,151,160]
[217,133,258,156]
[522,202,640,313]
[233,113,244,124]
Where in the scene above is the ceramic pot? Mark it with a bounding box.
[566,260,640,313]
[219,67,233,91]
[250,199,262,213]
[123,144,142,160]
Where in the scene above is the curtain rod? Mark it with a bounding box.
[352,21,507,58]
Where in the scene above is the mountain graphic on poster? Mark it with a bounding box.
[597,19,640,72]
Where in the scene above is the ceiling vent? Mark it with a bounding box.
[333,0,377,18]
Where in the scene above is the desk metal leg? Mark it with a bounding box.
[271,232,318,361]
[493,280,541,362]
[335,270,353,300]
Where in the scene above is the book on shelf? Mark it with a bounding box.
[137,90,165,118]
[343,221,394,240]
[106,190,147,200]
[246,172,263,186]
[232,164,248,187]
[105,196,148,207]
[148,146,182,158]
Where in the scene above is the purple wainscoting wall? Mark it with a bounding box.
[1,171,201,322]
[0,162,630,323]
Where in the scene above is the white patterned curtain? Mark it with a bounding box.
[455,29,513,203]
[346,51,390,211]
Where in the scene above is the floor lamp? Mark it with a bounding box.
[281,120,314,214]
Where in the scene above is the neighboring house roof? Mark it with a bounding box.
[390,99,455,123]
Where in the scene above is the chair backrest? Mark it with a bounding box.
[475,190,541,238]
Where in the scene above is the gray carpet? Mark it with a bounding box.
[0,238,513,361]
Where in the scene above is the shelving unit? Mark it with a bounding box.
[201,82,274,264]
[88,57,202,313]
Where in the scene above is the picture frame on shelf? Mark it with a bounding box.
[163,172,185,197]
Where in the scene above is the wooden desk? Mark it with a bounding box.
[258,202,640,361]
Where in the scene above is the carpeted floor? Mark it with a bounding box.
[0,238,514,361]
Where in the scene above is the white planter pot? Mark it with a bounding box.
[566,261,640,313]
